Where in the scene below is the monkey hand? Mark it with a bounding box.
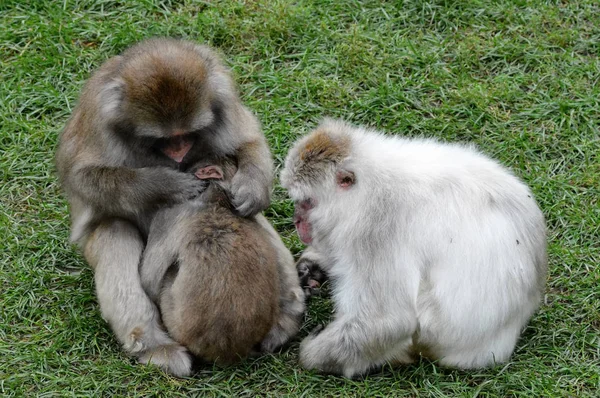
[158,168,210,204]
[299,328,340,374]
[297,256,327,299]
[299,319,372,378]
[230,164,271,216]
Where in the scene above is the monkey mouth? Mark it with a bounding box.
[294,216,312,244]
[293,198,315,244]
[161,135,194,163]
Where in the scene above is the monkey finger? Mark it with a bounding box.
[233,199,255,217]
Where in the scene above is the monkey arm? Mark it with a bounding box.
[300,312,417,378]
[298,251,420,378]
[230,136,274,217]
[70,165,206,217]
[140,211,179,302]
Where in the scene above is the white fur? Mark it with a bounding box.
[282,119,547,377]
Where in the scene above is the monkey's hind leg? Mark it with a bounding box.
[84,219,192,377]
[255,216,306,352]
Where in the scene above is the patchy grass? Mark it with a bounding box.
[1,0,598,396]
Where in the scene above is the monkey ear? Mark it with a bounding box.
[336,169,355,189]
[195,165,224,180]
[99,78,125,119]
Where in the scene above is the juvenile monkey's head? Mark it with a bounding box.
[193,156,238,206]
[101,38,236,163]
[281,118,357,243]
[193,156,238,183]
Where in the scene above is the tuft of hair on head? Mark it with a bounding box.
[299,119,352,165]
[119,39,211,123]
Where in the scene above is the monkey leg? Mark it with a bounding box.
[84,219,192,377]
[255,215,306,352]
[299,314,417,378]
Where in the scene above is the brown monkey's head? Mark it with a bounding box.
[101,38,236,163]
[281,118,357,243]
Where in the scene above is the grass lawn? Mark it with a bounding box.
[1,0,599,396]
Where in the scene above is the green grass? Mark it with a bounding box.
[1,0,599,396]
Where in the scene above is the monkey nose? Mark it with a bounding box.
[162,135,193,163]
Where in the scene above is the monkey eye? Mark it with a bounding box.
[336,170,355,188]
[296,198,315,211]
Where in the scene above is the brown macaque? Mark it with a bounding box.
[140,158,287,364]
[56,38,303,376]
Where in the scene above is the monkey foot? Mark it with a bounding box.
[137,343,193,377]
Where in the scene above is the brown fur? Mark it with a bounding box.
[141,157,280,364]
[299,128,351,165]
[159,204,280,364]
[56,37,272,235]
[120,42,209,125]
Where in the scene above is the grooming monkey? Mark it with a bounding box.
[141,157,281,364]
[56,38,304,376]
[282,119,547,378]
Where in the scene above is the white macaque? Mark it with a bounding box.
[281,118,547,378]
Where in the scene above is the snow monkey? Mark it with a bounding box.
[281,118,547,378]
[56,38,304,376]
[141,157,298,365]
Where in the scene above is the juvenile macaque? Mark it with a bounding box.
[140,158,284,364]
[281,118,547,378]
[56,38,303,376]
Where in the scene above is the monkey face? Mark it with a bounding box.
[121,86,213,164]
[283,119,363,245]
[106,39,232,164]
[156,132,195,163]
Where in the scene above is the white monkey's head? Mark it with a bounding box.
[281,118,357,243]
[281,118,357,201]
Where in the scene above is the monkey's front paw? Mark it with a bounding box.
[231,169,271,216]
[299,334,333,372]
[310,324,325,336]
[297,257,327,299]
[300,333,369,378]
[138,343,193,377]
[179,173,210,201]
[158,169,208,203]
